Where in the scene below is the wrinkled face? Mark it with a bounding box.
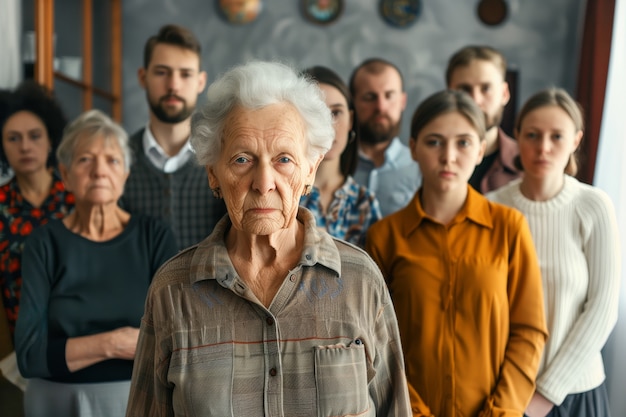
[352,66,406,145]
[2,111,51,176]
[139,44,207,124]
[448,60,510,130]
[319,83,352,162]
[410,111,485,194]
[60,135,129,206]
[517,105,582,180]
[207,103,320,235]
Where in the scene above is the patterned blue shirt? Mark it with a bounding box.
[300,176,382,248]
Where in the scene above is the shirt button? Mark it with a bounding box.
[289,275,296,282]
[266,317,274,326]
[305,254,311,260]
[269,368,277,376]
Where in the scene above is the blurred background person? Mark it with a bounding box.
[367,90,547,416]
[15,110,177,417]
[0,81,74,417]
[126,61,411,416]
[121,24,226,250]
[349,58,421,216]
[300,66,382,248]
[446,45,521,193]
[487,88,620,417]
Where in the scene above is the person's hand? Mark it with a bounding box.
[107,326,140,360]
[525,391,554,417]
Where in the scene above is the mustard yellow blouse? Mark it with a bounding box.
[366,186,547,417]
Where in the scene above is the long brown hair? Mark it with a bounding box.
[303,66,358,177]
[410,89,486,142]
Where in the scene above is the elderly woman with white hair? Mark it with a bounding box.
[125,61,411,417]
[14,110,178,417]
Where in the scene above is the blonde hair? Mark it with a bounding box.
[445,45,507,85]
[57,109,132,172]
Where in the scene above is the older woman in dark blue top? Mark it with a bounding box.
[15,110,177,417]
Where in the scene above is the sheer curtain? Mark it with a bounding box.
[0,0,21,88]
[594,0,626,415]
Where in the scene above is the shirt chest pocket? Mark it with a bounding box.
[314,340,372,417]
[168,333,235,416]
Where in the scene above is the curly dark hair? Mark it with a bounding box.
[0,80,67,175]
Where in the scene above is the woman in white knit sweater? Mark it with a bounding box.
[487,87,621,417]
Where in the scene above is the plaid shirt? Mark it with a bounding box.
[300,176,382,248]
[126,208,411,417]
[120,129,227,250]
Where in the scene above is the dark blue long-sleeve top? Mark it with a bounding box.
[15,214,177,383]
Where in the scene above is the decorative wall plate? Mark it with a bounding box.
[477,0,508,26]
[380,0,422,28]
[301,0,344,26]
[218,0,263,25]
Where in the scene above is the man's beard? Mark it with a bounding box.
[358,114,401,145]
[148,94,194,124]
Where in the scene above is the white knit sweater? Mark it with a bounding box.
[487,175,621,405]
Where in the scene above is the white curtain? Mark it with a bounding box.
[0,0,22,89]
[595,0,626,415]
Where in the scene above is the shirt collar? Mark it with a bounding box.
[401,185,494,237]
[142,124,162,157]
[358,137,405,168]
[382,137,406,168]
[188,208,342,286]
[142,124,193,158]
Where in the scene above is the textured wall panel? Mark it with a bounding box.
[122,0,583,140]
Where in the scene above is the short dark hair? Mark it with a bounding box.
[0,80,67,174]
[348,58,404,98]
[143,24,202,68]
[445,45,507,86]
[302,65,358,177]
[410,89,486,142]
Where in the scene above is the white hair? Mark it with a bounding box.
[190,60,334,166]
[56,109,132,172]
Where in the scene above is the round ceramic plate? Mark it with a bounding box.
[380,0,422,28]
[476,0,508,26]
[301,0,344,25]
[217,0,263,25]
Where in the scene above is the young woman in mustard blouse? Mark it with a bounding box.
[366,90,548,417]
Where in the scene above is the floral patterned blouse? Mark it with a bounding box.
[0,171,74,338]
[300,175,382,248]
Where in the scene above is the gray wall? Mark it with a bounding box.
[122,0,585,139]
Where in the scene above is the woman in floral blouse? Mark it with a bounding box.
[299,66,382,248]
[0,81,74,415]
